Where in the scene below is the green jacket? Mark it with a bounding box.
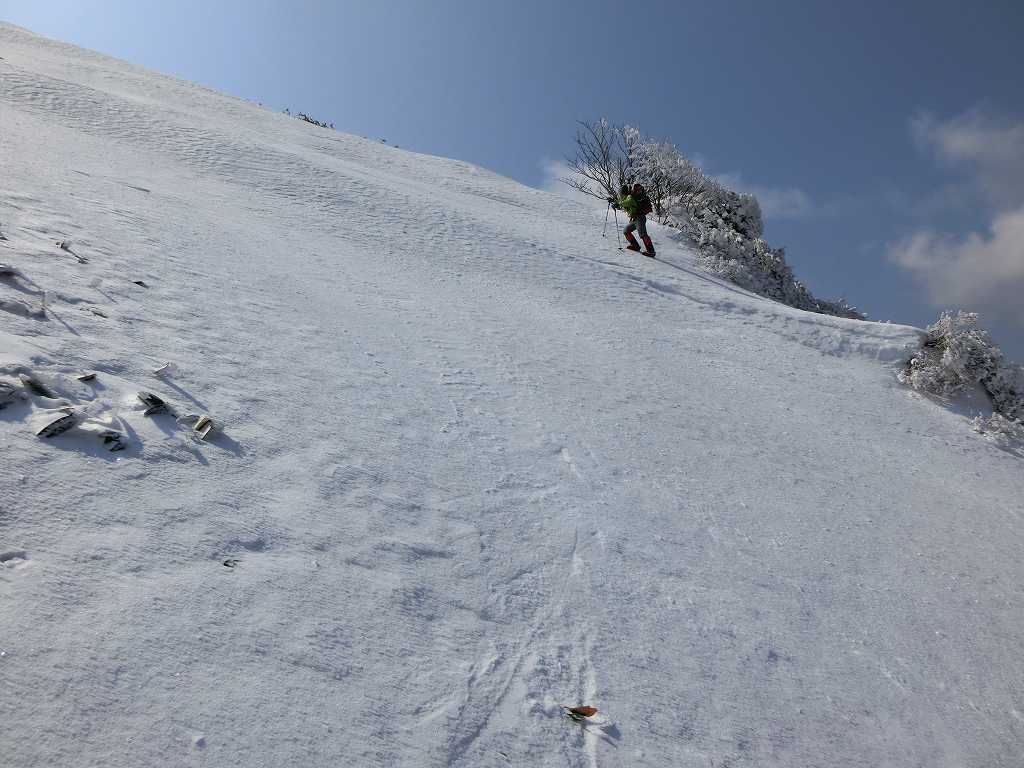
[618,194,641,218]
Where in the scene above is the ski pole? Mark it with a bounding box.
[602,202,610,237]
[612,206,622,248]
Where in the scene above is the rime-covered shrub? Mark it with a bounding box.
[899,312,998,396]
[564,119,861,319]
[972,413,1024,447]
[283,108,335,129]
[900,311,1024,424]
[692,224,861,318]
[666,180,862,319]
[619,126,861,320]
[984,359,1024,422]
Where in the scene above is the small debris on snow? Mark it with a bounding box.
[76,372,97,382]
[0,381,20,409]
[222,559,239,569]
[75,416,129,452]
[137,391,169,416]
[132,280,149,288]
[562,705,598,721]
[35,410,77,438]
[56,240,88,263]
[193,414,214,441]
[152,362,173,377]
[19,373,57,399]
[97,428,126,452]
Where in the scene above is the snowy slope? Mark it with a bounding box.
[2,22,1023,768]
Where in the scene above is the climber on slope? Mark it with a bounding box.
[609,183,655,256]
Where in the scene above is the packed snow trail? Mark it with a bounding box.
[2,22,1023,768]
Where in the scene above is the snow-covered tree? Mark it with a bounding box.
[900,311,1024,436]
[563,120,861,319]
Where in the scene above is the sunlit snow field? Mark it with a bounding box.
[1,22,1023,767]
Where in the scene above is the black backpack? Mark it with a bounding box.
[635,189,653,216]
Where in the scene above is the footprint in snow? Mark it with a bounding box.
[0,550,30,569]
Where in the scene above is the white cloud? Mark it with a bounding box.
[538,158,605,207]
[911,109,1024,208]
[889,206,1024,331]
[749,185,815,220]
[891,109,1024,336]
[713,172,816,219]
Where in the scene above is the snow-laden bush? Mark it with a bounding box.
[283,108,335,130]
[627,133,862,319]
[692,224,860,317]
[899,312,997,396]
[900,311,1024,431]
[984,357,1024,423]
[972,413,1024,448]
[563,120,862,320]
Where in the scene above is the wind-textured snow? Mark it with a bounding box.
[1,22,1023,768]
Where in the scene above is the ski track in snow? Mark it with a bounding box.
[2,22,1024,768]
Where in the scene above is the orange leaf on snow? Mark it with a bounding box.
[566,706,597,718]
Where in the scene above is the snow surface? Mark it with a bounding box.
[2,22,1023,767]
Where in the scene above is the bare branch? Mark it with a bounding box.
[565,119,622,201]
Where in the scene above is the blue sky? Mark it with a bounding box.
[2,0,1022,356]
